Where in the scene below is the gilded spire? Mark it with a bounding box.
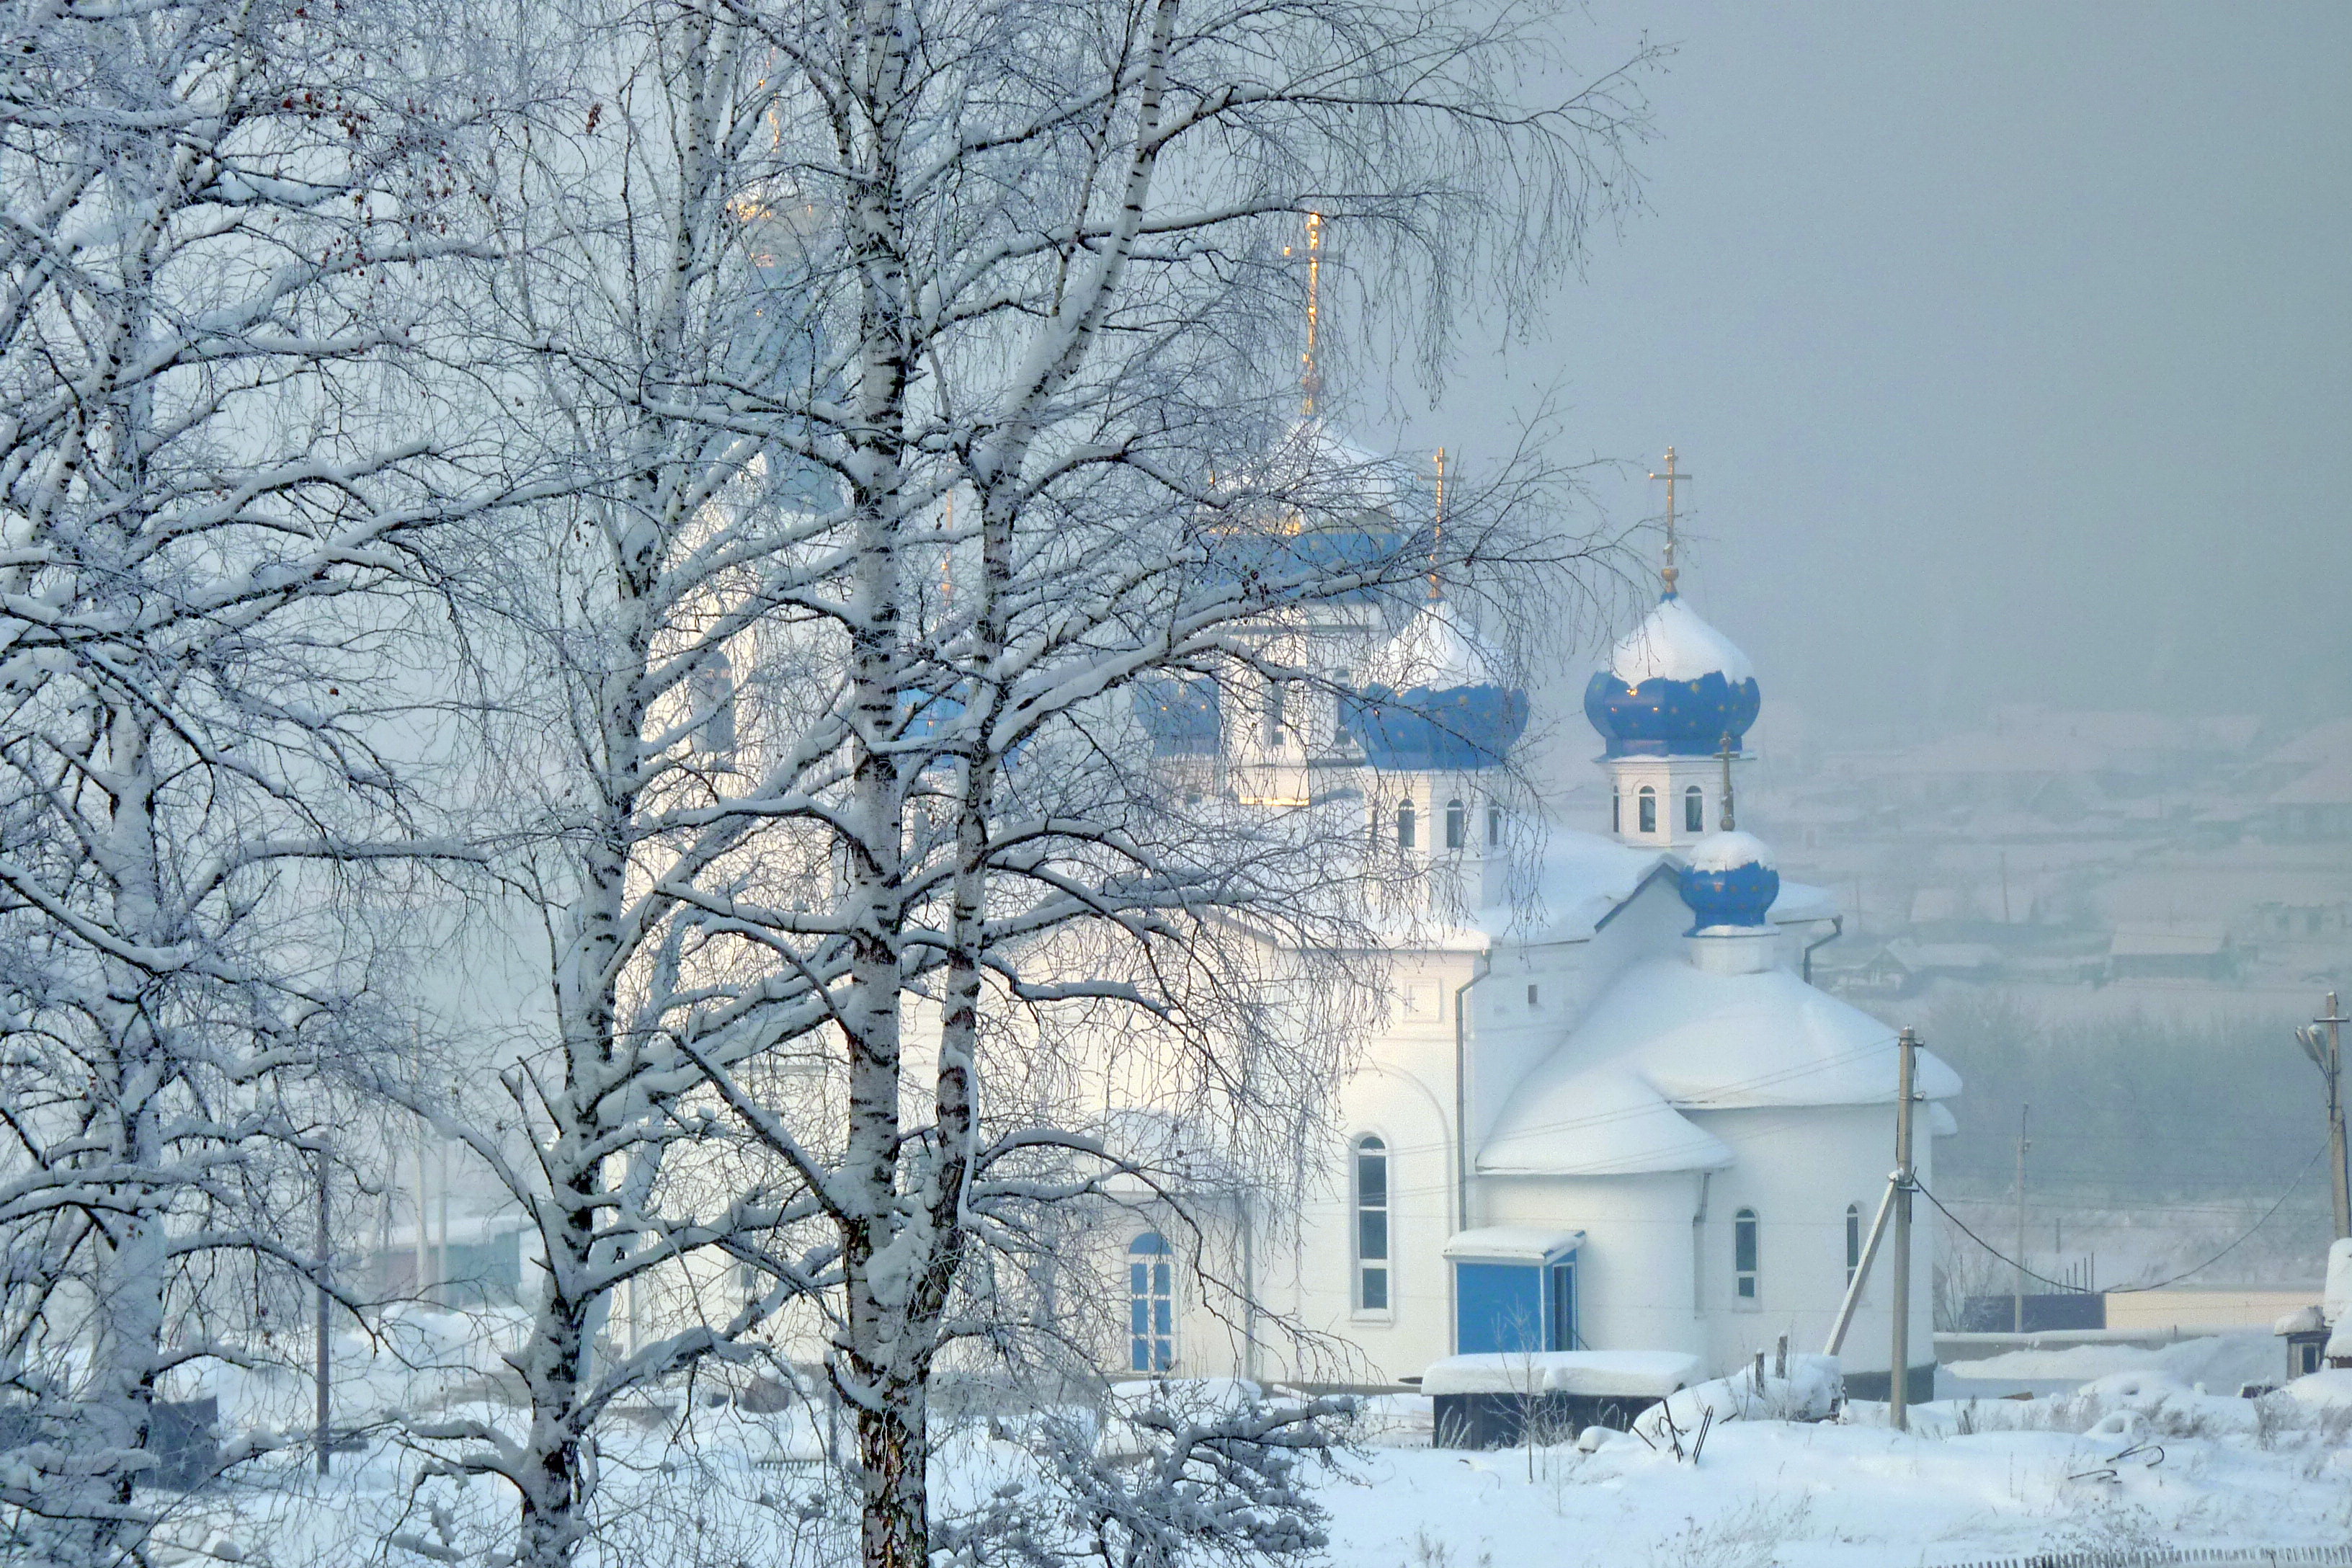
[1301,211,1324,416]
[1647,446,1690,597]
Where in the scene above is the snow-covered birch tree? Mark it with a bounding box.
[0,0,509,1555]
[422,0,1655,1564]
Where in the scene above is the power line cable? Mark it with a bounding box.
[1915,1141,2328,1296]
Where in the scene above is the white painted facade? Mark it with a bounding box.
[1122,587,1959,1396]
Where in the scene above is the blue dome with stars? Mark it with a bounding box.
[1678,831,1780,933]
[1583,594,1760,758]
[1342,597,1529,771]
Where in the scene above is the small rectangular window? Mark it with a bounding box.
[1526,983,1539,1007]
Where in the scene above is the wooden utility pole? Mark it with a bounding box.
[1889,1026,1920,1433]
[2299,995,2350,1239]
[2012,1104,2030,1333]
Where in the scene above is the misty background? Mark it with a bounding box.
[1389,0,2352,734]
[1363,2,2352,1299]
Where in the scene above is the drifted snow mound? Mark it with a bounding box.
[1629,1355,1839,1442]
[2072,1370,2257,1435]
[2284,1369,2352,1408]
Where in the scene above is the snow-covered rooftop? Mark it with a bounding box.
[1477,1060,1734,1176]
[1685,829,1774,873]
[1464,829,1835,947]
[1370,596,1509,690]
[1607,595,1755,685]
[1479,956,1961,1176]
[1440,1226,1584,1263]
[1421,1349,1700,1396]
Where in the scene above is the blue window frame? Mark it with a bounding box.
[1453,1257,1577,1354]
[1128,1233,1174,1372]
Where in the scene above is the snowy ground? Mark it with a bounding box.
[134,1331,2352,1567]
[1936,1329,2285,1401]
[1327,1377,2352,1568]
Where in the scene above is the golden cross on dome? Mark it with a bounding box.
[1648,446,1692,595]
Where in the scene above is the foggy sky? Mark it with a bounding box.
[1394,1,2352,739]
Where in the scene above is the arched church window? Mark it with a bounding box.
[1611,789,1621,834]
[1128,1233,1175,1372]
[1487,804,1503,847]
[1262,680,1286,746]
[1733,1208,1759,1301]
[1354,1136,1389,1312]
[1637,786,1657,835]
[1845,1203,1863,1286]
[1444,798,1466,850]
[1684,785,1704,834]
[1396,798,1416,850]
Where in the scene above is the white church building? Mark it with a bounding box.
[1122,503,1961,1407]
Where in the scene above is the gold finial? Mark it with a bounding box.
[1301,211,1324,417]
[1647,446,1691,597]
[1718,730,1737,832]
[1429,446,1446,599]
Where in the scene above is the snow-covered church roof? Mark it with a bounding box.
[1606,595,1757,685]
[1479,957,1961,1177]
[1368,596,1506,689]
[1469,828,1833,946]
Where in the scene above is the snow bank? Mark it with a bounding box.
[2283,1368,2352,1408]
[1943,1330,2276,1391]
[1422,1351,1699,1398]
[1628,1355,1839,1442]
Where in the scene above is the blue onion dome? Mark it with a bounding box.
[1582,594,1760,757]
[1678,831,1781,933]
[1341,597,1530,771]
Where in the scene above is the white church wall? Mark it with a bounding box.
[1681,1102,1936,1378]
[1278,1049,1462,1384]
[1463,872,1689,1189]
[1479,1172,1707,1360]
